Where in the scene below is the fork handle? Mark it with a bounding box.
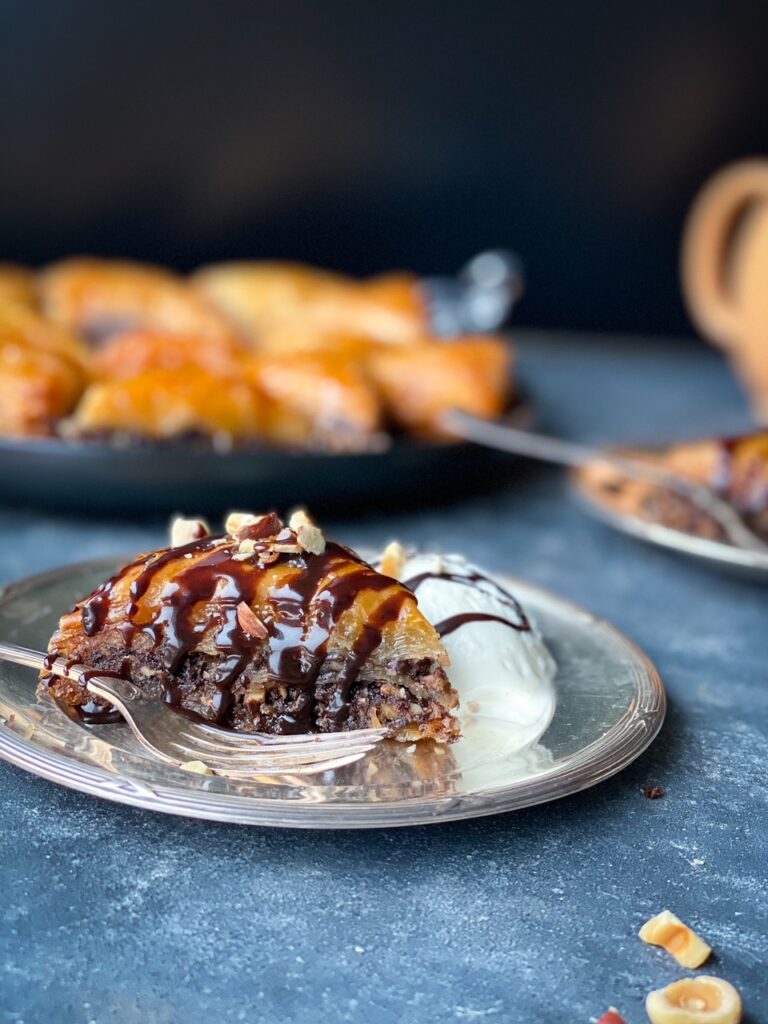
[442,409,741,496]
[442,411,673,479]
[0,641,47,673]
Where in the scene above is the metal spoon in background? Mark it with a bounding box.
[424,250,525,337]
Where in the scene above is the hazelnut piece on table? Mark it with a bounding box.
[639,910,712,968]
[596,1009,627,1024]
[646,976,742,1024]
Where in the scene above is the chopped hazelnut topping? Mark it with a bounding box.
[232,538,257,562]
[225,511,283,540]
[646,977,741,1024]
[225,511,264,534]
[179,760,214,775]
[288,508,326,554]
[236,601,268,639]
[169,516,210,547]
[241,513,283,540]
[639,910,712,968]
[380,540,407,579]
[273,543,302,554]
[245,684,266,705]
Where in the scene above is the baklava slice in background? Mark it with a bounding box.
[0,303,88,435]
[41,257,239,347]
[192,261,429,347]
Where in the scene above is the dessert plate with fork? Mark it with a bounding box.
[446,413,768,581]
[0,511,665,828]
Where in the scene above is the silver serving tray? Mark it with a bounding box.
[0,558,665,828]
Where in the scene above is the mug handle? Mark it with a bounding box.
[681,159,768,349]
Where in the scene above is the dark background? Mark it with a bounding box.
[1,0,767,335]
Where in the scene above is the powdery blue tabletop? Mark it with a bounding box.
[1,332,766,1024]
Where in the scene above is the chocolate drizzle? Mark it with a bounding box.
[266,559,405,729]
[77,534,413,731]
[402,567,530,636]
[43,652,129,724]
[433,611,526,638]
[326,591,408,727]
[54,698,123,725]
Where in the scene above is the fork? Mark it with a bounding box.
[0,642,387,777]
[443,411,768,554]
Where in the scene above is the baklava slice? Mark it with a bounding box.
[192,261,428,347]
[41,512,459,741]
[365,335,513,436]
[0,264,37,307]
[650,433,768,539]
[41,258,239,347]
[0,303,88,435]
[92,329,250,380]
[0,340,85,436]
[246,350,384,451]
[67,366,263,444]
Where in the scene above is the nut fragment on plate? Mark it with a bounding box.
[646,977,741,1024]
[179,760,215,775]
[170,516,210,547]
[639,910,712,968]
[288,508,326,554]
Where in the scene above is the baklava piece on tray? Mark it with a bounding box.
[0,303,89,436]
[0,256,515,451]
[41,258,238,347]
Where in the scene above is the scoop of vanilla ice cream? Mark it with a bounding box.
[382,550,556,739]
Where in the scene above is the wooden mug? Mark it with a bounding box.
[683,159,768,422]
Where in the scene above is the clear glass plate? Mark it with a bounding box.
[0,558,665,829]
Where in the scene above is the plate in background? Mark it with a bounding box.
[572,465,768,581]
[0,557,665,828]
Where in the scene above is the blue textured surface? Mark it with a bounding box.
[1,333,766,1024]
